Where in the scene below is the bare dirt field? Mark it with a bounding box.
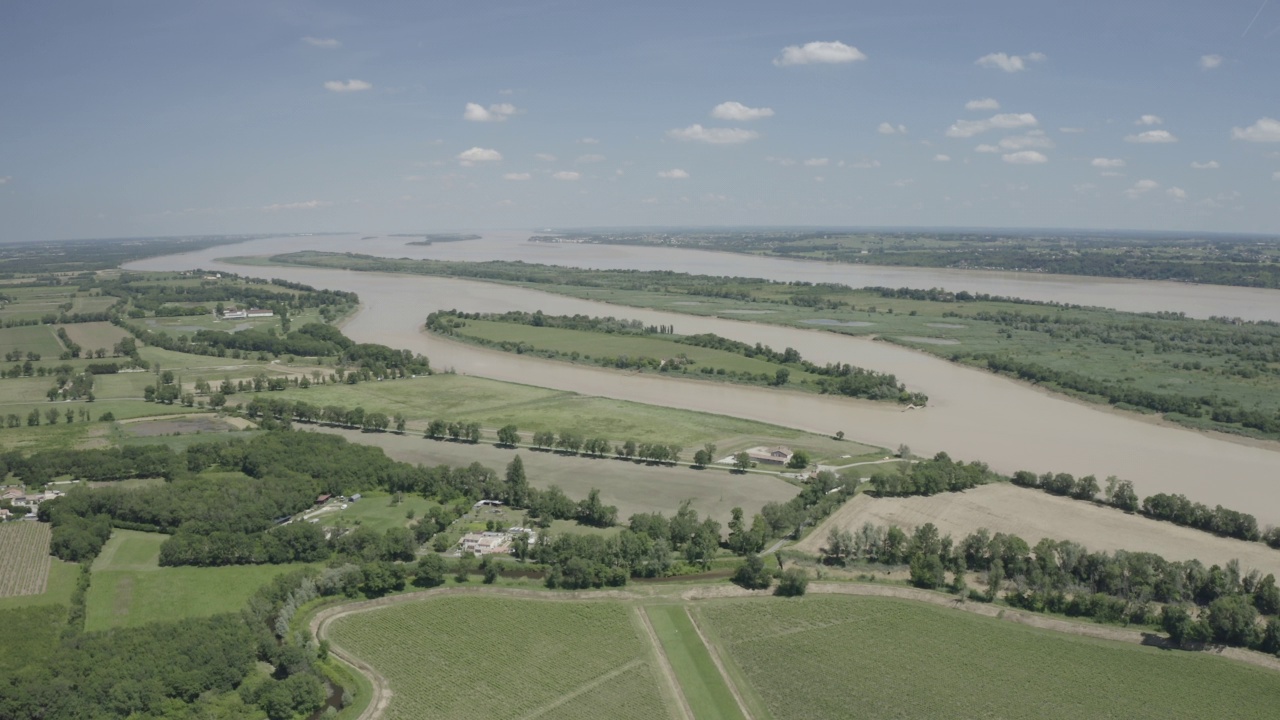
[314,427,799,525]
[60,322,130,352]
[797,484,1280,578]
[0,522,52,597]
[121,415,239,437]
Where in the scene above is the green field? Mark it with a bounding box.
[327,595,675,720]
[0,285,116,323]
[59,321,130,351]
[314,491,440,535]
[85,530,313,631]
[0,324,65,358]
[453,318,821,383]
[645,604,745,720]
[0,558,79,611]
[266,373,875,456]
[696,595,1280,719]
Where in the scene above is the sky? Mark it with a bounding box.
[2,0,1279,241]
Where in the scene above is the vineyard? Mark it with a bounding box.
[697,596,1280,719]
[0,522,52,597]
[327,595,675,720]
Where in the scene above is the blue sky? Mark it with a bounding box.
[2,0,1279,240]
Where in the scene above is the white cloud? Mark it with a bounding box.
[851,159,881,169]
[1125,130,1178,143]
[998,132,1053,150]
[774,40,866,66]
[891,179,914,188]
[965,98,1000,111]
[1091,158,1126,168]
[1190,160,1220,169]
[934,154,951,162]
[1274,171,1280,181]
[657,169,689,179]
[579,138,600,144]
[1002,151,1048,164]
[803,158,829,166]
[534,153,557,162]
[975,144,1000,153]
[1135,114,1163,126]
[975,51,1046,73]
[1059,127,1085,134]
[502,172,530,181]
[946,113,1038,138]
[0,176,10,184]
[263,200,328,211]
[552,171,580,181]
[576,154,606,163]
[302,37,341,48]
[1167,187,1188,200]
[878,122,907,135]
[1200,54,1223,69]
[712,101,774,121]
[456,147,502,165]
[463,102,518,122]
[324,79,371,93]
[667,124,759,144]
[1125,179,1160,197]
[1231,117,1280,142]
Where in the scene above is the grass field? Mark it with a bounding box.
[0,521,53,597]
[452,319,822,383]
[0,604,67,676]
[59,321,129,351]
[0,558,79,611]
[0,324,65,358]
[85,530,312,631]
[313,490,440,535]
[696,595,1280,719]
[269,373,877,458]
[0,286,115,323]
[327,595,675,720]
[644,604,745,720]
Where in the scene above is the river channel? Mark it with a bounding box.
[127,233,1280,525]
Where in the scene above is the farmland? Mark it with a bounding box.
[85,530,313,631]
[644,604,746,720]
[795,485,1280,578]
[0,521,53,597]
[58,321,130,351]
[0,324,66,358]
[326,595,675,720]
[696,595,1280,719]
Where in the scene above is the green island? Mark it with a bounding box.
[534,229,1280,289]
[3,239,1280,720]
[255,251,1280,440]
[426,309,928,405]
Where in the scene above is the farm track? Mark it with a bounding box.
[636,607,695,720]
[683,606,754,720]
[518,658,644,720]
[310,582,1280,720]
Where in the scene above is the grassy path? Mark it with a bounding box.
[635,607,695,720]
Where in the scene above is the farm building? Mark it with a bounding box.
[747,446,794,465]
[315,494,332,505]
[460,531,513,556]
[246,308,274,318]
[349,493,362,502]
[473,499,504,508]
[3,488,62,507]
[220,308,248,319]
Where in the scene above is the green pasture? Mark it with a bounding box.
[0,324,65,358]
[453,319,820,382]
[327,595,673,720]
[264,373,865,451]
[0,286,115,323]
[697,595,1280,720]
[315,491,440,535]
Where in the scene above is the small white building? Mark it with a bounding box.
[246,308,274,318]
[221,308,248,320]
[459,531,513,555]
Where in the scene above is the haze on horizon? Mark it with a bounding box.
[2,0,1279,242]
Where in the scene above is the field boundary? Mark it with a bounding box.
[682,607,754,720]
[518,658,644,720]
[636,607,695,720]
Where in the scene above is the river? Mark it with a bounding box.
[126,233,1280,525]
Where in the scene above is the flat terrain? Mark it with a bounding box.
[59,321,129,352]
[796,485,1280,577]
[644,604,745,720]
[697,595,1280,719]
[0,324,65,358]
[0,521,53,597]
[85,530,311,631]
[327,595,675,720]
[317,427,800,526]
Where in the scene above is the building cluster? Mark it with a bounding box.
[0,486,64,520]
[218,307,274,320]
[458,527,538,556]
[745,445,794,465]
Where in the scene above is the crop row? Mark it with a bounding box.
[0,522,52,597]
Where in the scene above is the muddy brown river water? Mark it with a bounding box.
[127,233,1280,525]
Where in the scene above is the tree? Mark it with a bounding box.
[834,430,844,441]
[394,413,406,433]
[360,561,406,597]
[426,419,447,439]
[786,450,810,470]
[45,408,60,425]
[1206,594,1261,647]
[1071,474,1100,501]
[897,444,912,459]
[27,409,40,426]
[692,443,717,468]
[824,527,854,565]
[775,567,808,597]
[773,368,790,386]
[1161,604,1209,647]
[504,455,529,507]
[482,557,500,584]
[731,555,773,590]
[732,452,752,473]
[454,553,475,583]
[497,424,520,446]
[909,553,946,589]
[1111,479,1140,512]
